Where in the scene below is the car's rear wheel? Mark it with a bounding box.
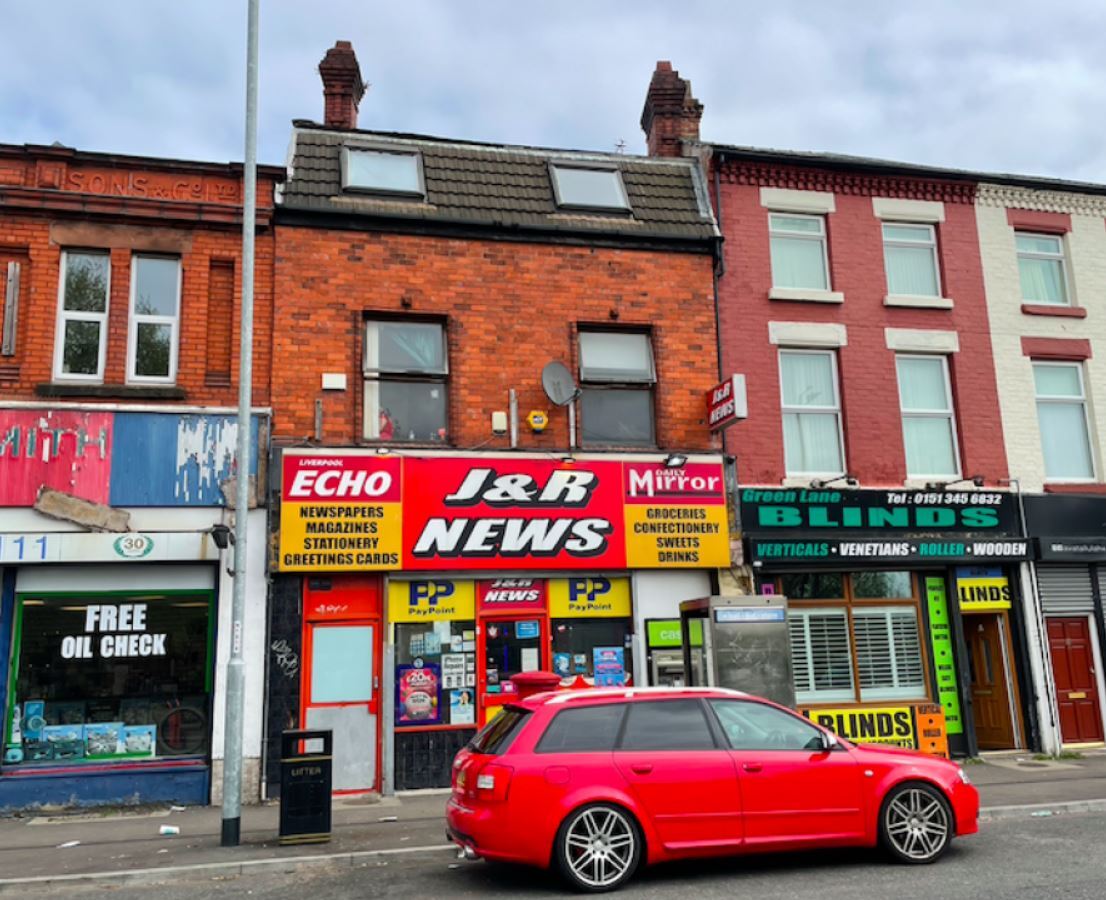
[555,803,642,893]
[879,782,953,864]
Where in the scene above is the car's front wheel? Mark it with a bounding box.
[554,802,642,893]
[879,782,953,864]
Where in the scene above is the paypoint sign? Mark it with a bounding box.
[387,580,475,622]
[279,453,729,572]
[549,577,631,617]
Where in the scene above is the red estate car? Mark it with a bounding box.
[447,687,978,892]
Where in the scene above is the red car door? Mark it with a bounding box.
[613,699,743,851]
[707,699,865,846]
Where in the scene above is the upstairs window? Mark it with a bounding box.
[54,250,110,381]
[578,329,655,447]
[882,223,940,297]
[1016,232,1069,305]
[769,213,830,290]
[779,349,844,476]
[128,255,181,383]
[363,319,448,443]
[550,164,630,211]
[342,147,424,198]
[1033,362,1095,481]
[896,355,960,479]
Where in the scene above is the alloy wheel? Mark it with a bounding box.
[884,787,950,861]
[563,806,637,889]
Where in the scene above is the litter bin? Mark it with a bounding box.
[279,729,332,845]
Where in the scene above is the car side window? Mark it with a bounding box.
[618,699,717,751]
[536,704,626,753]
[708,700,826,751]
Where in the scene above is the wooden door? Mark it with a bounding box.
[1047,617,1105,744]
[966,614,1016,749]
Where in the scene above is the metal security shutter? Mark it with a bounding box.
[1037,564,1095,614]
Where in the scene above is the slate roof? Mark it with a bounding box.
[279,123,719,244]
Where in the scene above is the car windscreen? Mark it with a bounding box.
[468,706,530,755]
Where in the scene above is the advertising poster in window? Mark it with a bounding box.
[278,453,730,572]
[449,689,475,725]
[593,647,626,686]
[396,663,440,725]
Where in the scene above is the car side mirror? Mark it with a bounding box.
[820,731,839,752]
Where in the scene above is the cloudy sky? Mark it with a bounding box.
[4,1,1106,181]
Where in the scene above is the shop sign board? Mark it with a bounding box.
[706,374,747,431]
[548,577,631,618]
[646,618,703,648]
[1036,537,1106,561]
[802,704,949,757]
[388,579,476,622]
[748,537,1029,565]
[278,453,729,572]
[477,578,547,612]
[924,576,963,735]
[955,566,1012,612]
[0,409,262,507]
[0,531,212,564]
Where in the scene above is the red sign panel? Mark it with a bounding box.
[706,374,747,432]
[477,578,548,611]
[403,457,627,571]
[282,454,402,502]
[0,410,113,506]
[623,462,727,505]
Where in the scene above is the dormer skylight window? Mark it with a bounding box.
[341,147,425,198]
[550,164,630,212]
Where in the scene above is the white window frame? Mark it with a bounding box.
[127,255,182,385]
[852,605,927,702]
[1033,361,1097,483]
[549,163,630,212]
[1016,231,1071,306]
[768,213,830,291]
[362,318,449,442]
[895,353,962,480]
[881,222,941,298]
[53,250,111,383]
[340,146,426,198]
[778,348,846,478]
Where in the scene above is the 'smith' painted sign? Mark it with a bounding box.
[278,452,729,572]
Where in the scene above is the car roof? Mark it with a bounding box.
[515,686,753,710]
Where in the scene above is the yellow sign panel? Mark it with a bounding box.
[280,501,402,571]
[957,575,1011,612]
[802,706,918,748]
[624,503,729,568]
[549,577,631,618]
[388,580,476,623]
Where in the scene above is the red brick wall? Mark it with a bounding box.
[715,163,1009,487]
[272,225,720,451]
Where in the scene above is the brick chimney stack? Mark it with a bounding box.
[319,41,366,130]
[640,61,703,157]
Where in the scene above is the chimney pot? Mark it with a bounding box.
[319,40,366,130]
[640,61,702,158]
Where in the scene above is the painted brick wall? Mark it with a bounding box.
[271,225,720,451]
[715,163,1009,487]
[976,184,1106,492]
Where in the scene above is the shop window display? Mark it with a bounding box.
[551,618,633,685]
[4,592,213,766]
[780,571,928,706]
[395,620,476,727]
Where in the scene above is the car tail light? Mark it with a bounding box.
[473,762,513,802]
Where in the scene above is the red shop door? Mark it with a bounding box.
[477,616,548,727]
[1047,617,1105,744]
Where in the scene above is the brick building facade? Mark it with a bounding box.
[0,144,282,810]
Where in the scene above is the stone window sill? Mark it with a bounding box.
[1021,303,1087,319]
[884,294,954,310]
[769,287,845,304]
[35,383,187,401]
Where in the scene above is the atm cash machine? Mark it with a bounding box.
[678,594,795,708]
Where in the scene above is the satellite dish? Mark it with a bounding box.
[541,361,579,407]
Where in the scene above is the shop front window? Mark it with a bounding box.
[552,618,633,685]
[4,592,213,767]
[395,620,475,727]
[782,571,928,706]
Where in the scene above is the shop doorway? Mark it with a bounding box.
[1046,617,1105,745]
[477,616,547,726]
[965,613,1022,750]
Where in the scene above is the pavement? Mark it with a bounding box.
[1,751,1105,890]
